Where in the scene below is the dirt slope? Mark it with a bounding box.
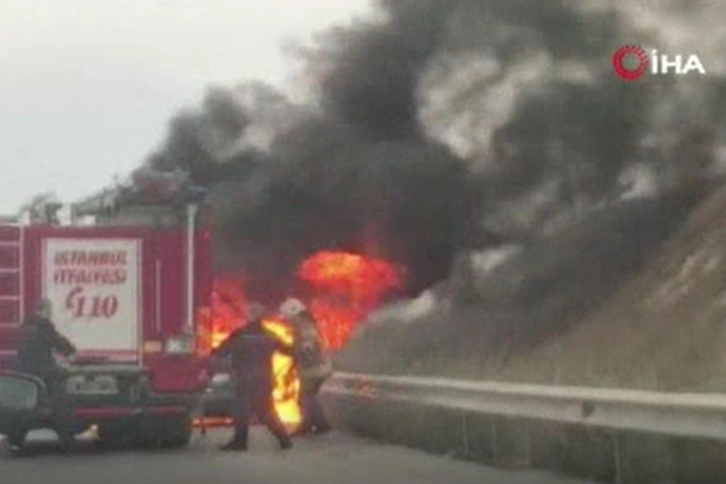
[338,184,709,379]
[495,183,726,391]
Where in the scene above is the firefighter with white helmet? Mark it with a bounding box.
[280,298,332,435]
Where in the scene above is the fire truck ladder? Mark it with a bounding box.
[0,224,24,358]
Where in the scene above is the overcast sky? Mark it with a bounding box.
[0,0,372,213]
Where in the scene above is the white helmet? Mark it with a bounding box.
[279,298,306,318]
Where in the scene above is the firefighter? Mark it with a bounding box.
[15,298,77,450]
[211,302,293,451]
[279,298,333,436]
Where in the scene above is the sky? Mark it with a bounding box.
[0,0,372,213]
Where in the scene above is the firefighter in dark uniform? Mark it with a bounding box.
[280,298,332,436]
[15,298,77,450]
[212,303,293,451]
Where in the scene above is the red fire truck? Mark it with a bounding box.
[0,174,213,448]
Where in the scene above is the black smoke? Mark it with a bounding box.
[143,0,725,302]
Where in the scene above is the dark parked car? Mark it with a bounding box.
[0,370,52,449]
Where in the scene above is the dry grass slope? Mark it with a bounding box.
[495,184,726,391]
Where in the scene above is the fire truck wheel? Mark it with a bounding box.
[6,428,27,447]
[131,431,159,449]
[160,414,192,449]
[95,423,133,450]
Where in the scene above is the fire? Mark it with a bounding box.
[196,251,401,428]
[299,251,402,350]
[197,280,301,429]
[262,318,301,430]
[197,279,247,357]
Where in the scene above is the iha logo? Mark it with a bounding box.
[612,45,706,81]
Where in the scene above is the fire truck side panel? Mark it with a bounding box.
[22,227,149,360]
[142,229,212,394]
[146,228,183,339]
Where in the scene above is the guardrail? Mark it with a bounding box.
[326,372,726,440]
[323,372,726,483]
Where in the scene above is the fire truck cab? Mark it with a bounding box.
[0,174,212,448]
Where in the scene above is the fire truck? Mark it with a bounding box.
[0,170,213,448]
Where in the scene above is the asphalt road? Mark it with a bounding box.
[1,429,593,484]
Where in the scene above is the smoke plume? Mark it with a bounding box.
[143,0,726,302]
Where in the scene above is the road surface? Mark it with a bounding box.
[1,429,593,484]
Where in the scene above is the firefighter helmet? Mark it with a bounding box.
[280,298,306,318]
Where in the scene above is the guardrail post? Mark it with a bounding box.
[491,417,499,465]
[460,413,470,457]
[524,422,532,467]
[613,432,623,484]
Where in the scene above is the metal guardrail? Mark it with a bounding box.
[325,372,726,441]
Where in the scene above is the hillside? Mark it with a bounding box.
[494,182,726,392]
[338,181,726,392]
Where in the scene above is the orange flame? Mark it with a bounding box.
[262,318,301,429]
[299,251,402,350]
[197,251,401,426]
[197,279,247,357]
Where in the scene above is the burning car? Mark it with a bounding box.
[196,251,401,432]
